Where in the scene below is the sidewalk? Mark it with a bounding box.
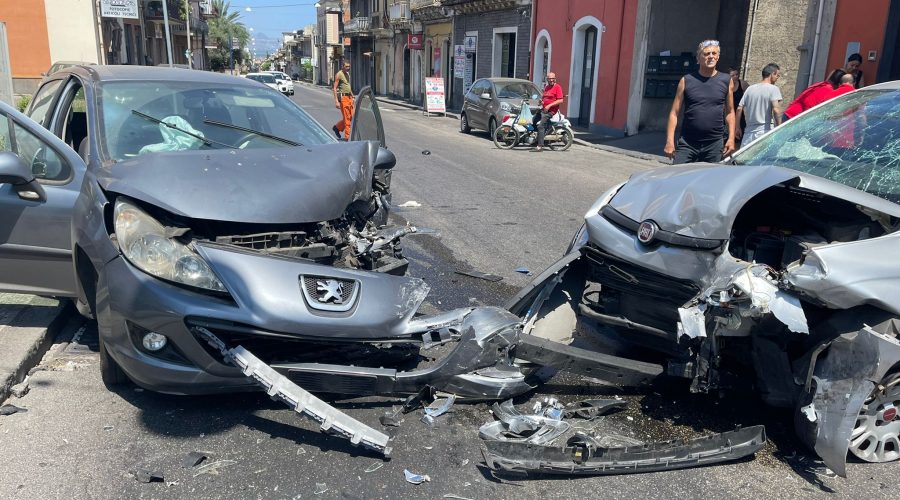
[0,295,71,403]
[370,91,671,164]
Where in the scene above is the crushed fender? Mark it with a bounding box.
[481,425,766,475]
[195,327,393,458]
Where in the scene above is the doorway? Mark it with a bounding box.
[578,26,598,127]
[403,47,411,98]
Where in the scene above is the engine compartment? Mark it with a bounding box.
[728,184,895,270]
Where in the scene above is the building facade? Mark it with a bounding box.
[445,0,533,111]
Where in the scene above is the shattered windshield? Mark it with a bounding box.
[733,89,900,204]
[99,81,333,161]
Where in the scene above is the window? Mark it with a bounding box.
[27,80,64,127]
[0,113,71,182]
[492,29,516,78]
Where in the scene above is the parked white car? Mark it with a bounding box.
[245,72,290,94]
[262,70,295,95]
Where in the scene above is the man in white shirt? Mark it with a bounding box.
[737,63,783,145]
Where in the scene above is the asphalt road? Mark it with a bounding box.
[0,84,895,499]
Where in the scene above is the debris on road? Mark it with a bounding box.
[314,483,329,495]
[482,425,766,476]
[421,150,431,155]
[181,451,209,468]
[563,399,627,420]
[402,385,436,413]
[404,469,431,484]
[532,398,564,420]
[364,462,384,473]
[192,459,237,477]
[514,267,531,275]
[398,200,422,208]
[455,269,504,282]
[0,404,28,416]
[132,469,165,483]
[422,395,456,425]
[380,406,404,427]
[10,381,29,398]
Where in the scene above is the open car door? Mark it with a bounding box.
[0,101,86,296]
[349,86,386,148]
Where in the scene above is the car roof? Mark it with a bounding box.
[52,65,260,87]
[480,77,538,85]
[865,80,900,90]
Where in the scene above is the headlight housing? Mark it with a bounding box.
[114,199,227,293]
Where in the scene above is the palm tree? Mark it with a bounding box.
[208,0,249,71]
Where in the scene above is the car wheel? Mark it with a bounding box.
[100,336,130,387]
[460,113,471,134]
[488,117,498,137]
[849,370,900,463]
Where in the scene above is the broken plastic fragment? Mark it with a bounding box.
[181,451,209,468]
[133,469,165,483]
[364,462,384,473]
[314,483,329,495]
[424,395,456,419]
[564,399,628,420]
[730,267,809,333]
[380,406,404,427]
[455,269,504,282]
[514,267,531,275]
[801,403,817,422]
[677,304,707,339]
[192,459,237,477]
[404,469,431,484]
[0,404,28,416]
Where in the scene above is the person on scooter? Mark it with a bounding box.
[531,72,565,152]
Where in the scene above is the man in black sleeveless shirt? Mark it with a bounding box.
[663,40,736,164]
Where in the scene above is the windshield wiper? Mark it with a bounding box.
[203,119,302,147]
[131,110,235,149]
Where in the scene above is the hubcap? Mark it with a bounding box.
[849,372,900,463]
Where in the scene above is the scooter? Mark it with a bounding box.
[493,100,574,151]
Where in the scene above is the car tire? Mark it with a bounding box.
[460,113,471,134]
[100,337,130,387]
[848,369,900,463]
[488,117,497,137]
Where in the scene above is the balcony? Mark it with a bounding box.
[343,16,370,36]
[390,1,411,19]
[410,0,440,9]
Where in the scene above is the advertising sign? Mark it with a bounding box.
[464,35,477,52]
[408,33,423,50]
[424,77,445,114]
[453,45,465,78]
[100,0,139,19]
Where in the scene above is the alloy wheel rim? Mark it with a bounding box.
[849,372,900,462]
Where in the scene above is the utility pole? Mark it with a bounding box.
[185,0,192,68]
[162,0,175,66]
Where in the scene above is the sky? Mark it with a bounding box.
[227,1,318,57]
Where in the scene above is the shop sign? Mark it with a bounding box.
[101,0,139,19]
[408,33,423,50]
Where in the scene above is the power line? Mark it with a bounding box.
[232,2,318,8]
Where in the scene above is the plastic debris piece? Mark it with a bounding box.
[402,385,436,413]
[133,469,165,483]
[514,267,531,274]
[364,462,384,473]
[455,269,504,282]
[531,398,564,420]
[424,395,456,419]
[314,483,329,495]
[443,495,474,500]
[380,406,404,427]
[421,150,431,155]
[192,459,237,477]
[0,405,27,416]
[564,399,628,420]
[404,469,431,484]
[398,200,422,208]
[182,451,209,468]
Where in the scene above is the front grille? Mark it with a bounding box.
[216,231,307,251]
[583,244,700,333]
[300,275,358,312]
[601,206,723,250]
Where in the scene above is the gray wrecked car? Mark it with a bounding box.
[509,81,900,475]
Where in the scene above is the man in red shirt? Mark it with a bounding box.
[532,72,564,152]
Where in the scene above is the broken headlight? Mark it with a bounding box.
[114,199,228,293]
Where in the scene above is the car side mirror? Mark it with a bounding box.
[0,152,47,202]
[480,92,492,100]
[374,147,396,170]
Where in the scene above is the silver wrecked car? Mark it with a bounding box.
[0,65,417,394]
[509,81,900,476]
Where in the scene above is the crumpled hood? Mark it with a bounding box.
[608,164,801,240]
[98,141,380,224]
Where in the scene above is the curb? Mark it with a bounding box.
[0,299,73,403]
[572,138,671,165]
